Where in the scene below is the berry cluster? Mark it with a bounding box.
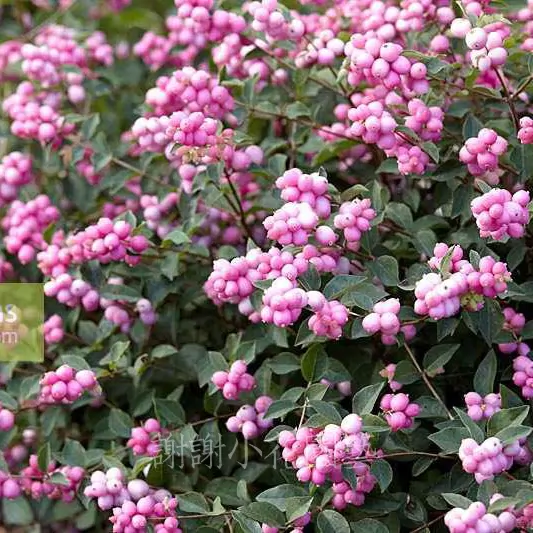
[498,307,528,354]
[380,393,420,431]
[0,152,32,207]
[345,37,428,93]
[512,352,533,399]
[464,392,501,421]
[64,218,149,266]
[43,314,64,344]
[84,468,134,510]
[404,99,444,142]
[362,298,407,345]
[2,195,60,264]
[141,193,179,238]
[39,365,100,405]
[275,168,331,218]
[2,81,74,144]
[0,472,21,499]
[307,292,349,339]
[470,188,530,240]
[459,437,531,483]
[444,501,516,533]
[260,277,308,327]
[459,128,508,177]
[109,492,181,533]
[262,513,310,533]
[211,360,256,400]
[380,363,402,391]
[263,202,319,246]
[333,199,376,251]
[43,274,100,311]
[518,116,533,144]
[451,20,508,73]
[20,454,85,502]
[248,0,305,41]
[226,396,273,439]
[0,404,15,431]
[127,419,166,457]
[278,414,377,509]
[414,245,512,320]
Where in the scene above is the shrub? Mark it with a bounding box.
[0,0,532,532]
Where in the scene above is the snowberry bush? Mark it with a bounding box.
[0,0,533,531]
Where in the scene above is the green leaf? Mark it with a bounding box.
[487,406,530,436]
[487,497,520,513]
[376,158,399,174]
[286,102,311,119]
[370,459,393,492]
[351,518,389,533]
[453,408,484,442]
[361,414,390,433]
[205,478,250,507]
[81,114,100,139]
[352,382,384,415]
[322,275,366,300]
[100,341,130,366]
[263,400,297,420]
[58,439,87,467]
[385,203,413,230]
[510,144,533,179]
[412,457,435,477]
[294,319,322,347]
[241,502,285,527]
[428,427,470,453]
[368,256,399,286]
[2,497,34,525]
[151,345,178,359]
[153,399,185,425]
[57,354,91,370]
[301,344,328,382]
[463,114,483,139]
[477,301,503,345]
[38,443,51,472]
[256,484,309,511]
[100,284,142,302]
[0,390,17,410]
[473,350,497,396]
[285,496,313,523]
[309,400,342,424]
[109,408,132,438]
[299,264,321,291]
[268,352,301,374]
[178,492,210,514]
[317,510,350,533]
[162,229,191,247]
[413,229,437,256]
[421,141,439,163]
[41,407,64,437]
[507,244,526,270]
[441,493,473,509]
[232,511,262,533]
[49,472,70,486]
[423,344,459,374]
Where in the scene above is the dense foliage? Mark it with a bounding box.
[0,0,533,532]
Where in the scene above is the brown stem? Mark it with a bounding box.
[410,513,446,533]
[404,343,454,420]
[235,100,354,142]
[225,175,260,247]
[111,157,171,187]
[494,68,519,132]
[190,413,232,427]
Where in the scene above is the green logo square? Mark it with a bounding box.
[0,283,44,363]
